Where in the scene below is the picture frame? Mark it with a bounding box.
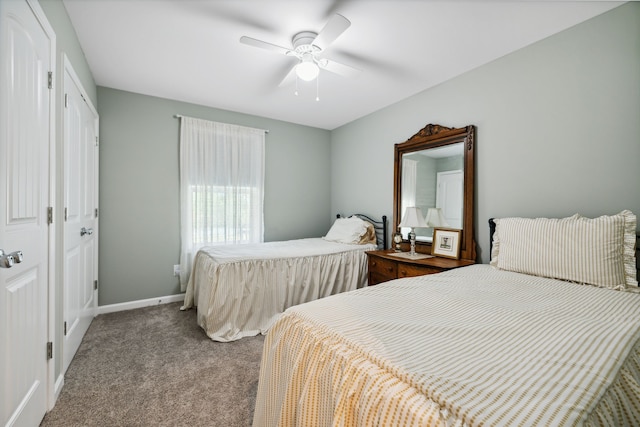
[432,228,462,259]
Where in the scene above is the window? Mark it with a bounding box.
[178,117,265,288]
[189,184,259,244]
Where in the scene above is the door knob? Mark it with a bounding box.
[0,249,19,268]
[10,250,24,263]
[80,227,94,236]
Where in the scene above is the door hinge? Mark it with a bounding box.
[63,321,67,336]
[47,342,53,360]
[94,279,98,290]
[64,207,68,222]
[95,208,99,218]
[95,136,99,147]
[48,71,53,89]
[64,93,69,108]
[47,207,53,224]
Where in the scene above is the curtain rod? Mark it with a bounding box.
[174,114,269,133]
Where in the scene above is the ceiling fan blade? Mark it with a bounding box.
[239,36,290,55]
[278,66,297,87]
[312,14,351,51]
[332,50,411,77]
[321,59,360,78]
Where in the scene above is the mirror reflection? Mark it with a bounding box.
[400,142,464,242]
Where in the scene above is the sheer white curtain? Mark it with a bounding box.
[179,117,265,290]
[401,158,417,211]
[400,158,418,238]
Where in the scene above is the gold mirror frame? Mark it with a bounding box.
[393,124,476,261]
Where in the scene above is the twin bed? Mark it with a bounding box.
[181,214,387,342]
[253,211,640,426]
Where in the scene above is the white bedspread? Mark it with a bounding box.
[253,264,640,426]
[181,238,376,342]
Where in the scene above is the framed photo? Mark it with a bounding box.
[432,228,462,259]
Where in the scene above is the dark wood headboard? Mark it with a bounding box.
[637,234,640,280]
[337,214,388,250]
[489,218,640,281]
[489,218,497,255]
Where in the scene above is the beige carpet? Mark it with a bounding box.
[40,302,265,427]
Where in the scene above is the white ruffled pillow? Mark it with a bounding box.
[490,210,637,290]
[324,216,369,244]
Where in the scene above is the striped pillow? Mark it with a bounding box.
[490,211,637,290]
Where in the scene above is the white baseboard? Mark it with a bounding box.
[95,294,185,316]
[51,373,64,409]
[47,375,64,412]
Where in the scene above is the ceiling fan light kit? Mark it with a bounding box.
[296,54,319,81]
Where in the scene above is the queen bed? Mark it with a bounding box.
[181,214,387,342]
[253,211,640,426]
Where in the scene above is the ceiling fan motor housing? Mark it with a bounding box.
[292,31,319,50]
[290,31,328,70]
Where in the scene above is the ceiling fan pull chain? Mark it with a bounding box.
[294,75,299,96]
[316,73,320,102]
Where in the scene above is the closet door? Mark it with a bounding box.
[63,59,99,373]
[0,0,54,425]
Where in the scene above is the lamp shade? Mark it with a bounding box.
[425,207,449,227]
[399,207,428,228]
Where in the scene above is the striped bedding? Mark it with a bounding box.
[253,265,640,426]
[181,238,376,342]
[490,211,637,290]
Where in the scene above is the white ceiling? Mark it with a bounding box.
[62,0,623,130]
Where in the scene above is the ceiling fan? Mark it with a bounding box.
[240,14,360,87]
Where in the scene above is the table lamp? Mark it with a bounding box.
[399,207,428,256]
[425,207,448,239]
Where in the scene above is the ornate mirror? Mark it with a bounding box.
[393,124,476,261]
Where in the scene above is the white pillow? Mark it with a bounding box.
[324,216,369,244]
[490,210,637,290]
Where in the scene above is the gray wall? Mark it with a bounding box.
[331,2,640,263]
[97,88,331,305]
[39,0,98,388]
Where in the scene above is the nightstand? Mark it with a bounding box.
[365,249,475,285]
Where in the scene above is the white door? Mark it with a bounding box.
[0,0,55,425]
[63,61,98,373]
[436,170,463,229]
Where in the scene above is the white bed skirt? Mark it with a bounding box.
[181,238,375,342]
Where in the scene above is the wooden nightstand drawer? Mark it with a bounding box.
[368,256,397,283]
[398,264,442,278]
[366,249,475,286]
